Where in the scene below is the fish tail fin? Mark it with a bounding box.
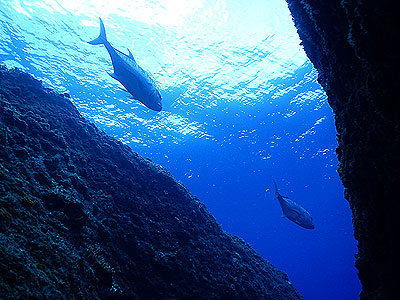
[88,17,107,45]
[273,180,278,200]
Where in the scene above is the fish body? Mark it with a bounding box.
[88,17,162,111]
[273,180,314,229]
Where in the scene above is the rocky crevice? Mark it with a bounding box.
[285,1,399,299]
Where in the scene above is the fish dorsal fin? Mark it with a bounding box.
[127,48,136,62]
[108,72,117,79]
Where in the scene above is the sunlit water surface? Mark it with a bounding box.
[0,1,361,299]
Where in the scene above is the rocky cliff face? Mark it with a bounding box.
[0,66,303,299]
[285,1,399,299]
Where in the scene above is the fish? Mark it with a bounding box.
[273,180,314,229]
[88,17,162,112]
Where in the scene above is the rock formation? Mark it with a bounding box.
[0,65,302,299]
[285,1,399,299]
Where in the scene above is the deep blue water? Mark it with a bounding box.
[0,0,361,299]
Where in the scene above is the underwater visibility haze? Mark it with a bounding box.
[0,0,361,299]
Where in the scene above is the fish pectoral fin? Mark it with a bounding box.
[117,86,129,93]
[286,208,302,219]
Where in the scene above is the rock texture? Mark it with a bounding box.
[285,1,399,299]
[0,66,303,299]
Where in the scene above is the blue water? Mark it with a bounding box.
[0,0,361,299]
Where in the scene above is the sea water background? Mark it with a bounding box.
[0,0,361,299]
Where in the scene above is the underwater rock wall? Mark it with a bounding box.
[285,1,399,299]
[0,65,303,300]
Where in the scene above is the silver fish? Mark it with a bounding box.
[88,17,162,112]
[273,180,314,229]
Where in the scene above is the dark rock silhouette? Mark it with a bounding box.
[0,65,303,299]
[285,1,399,299]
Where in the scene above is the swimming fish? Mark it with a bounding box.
[88,17,162,112]
[273,180,314,229]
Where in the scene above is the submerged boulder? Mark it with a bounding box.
[0,65,302,299]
